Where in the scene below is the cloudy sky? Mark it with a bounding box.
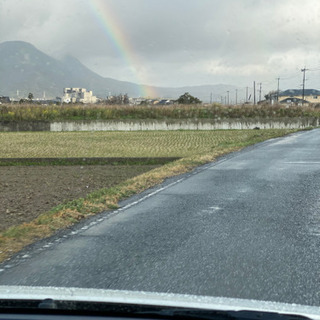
[1,0,320,96]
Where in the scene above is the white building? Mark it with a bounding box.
[63,88,97,104]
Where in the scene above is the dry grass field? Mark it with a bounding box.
[1,103,319,121]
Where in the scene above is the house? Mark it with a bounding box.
[63,88,97,104]
[0,96,10,104]
[279,97,309,105]
[279,89,320,105]
[154,99,175,105]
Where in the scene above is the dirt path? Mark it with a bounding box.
[0,165,159,232]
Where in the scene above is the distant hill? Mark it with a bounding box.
[0,41,144,99]
[279,89,320,96]
[0,41,239,102]
[156,84,239,103]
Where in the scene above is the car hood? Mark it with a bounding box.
[0,285,320,319]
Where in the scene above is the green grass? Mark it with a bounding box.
[0,157,178,166]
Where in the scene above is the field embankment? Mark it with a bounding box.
[0,129,298,262]
[0,104,319,131]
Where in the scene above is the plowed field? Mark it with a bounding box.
[0,164,159,231]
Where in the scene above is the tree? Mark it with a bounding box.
[28,92,34,102]
[123,93,129,105]
[106,93,129,105]
[176,92,202,104]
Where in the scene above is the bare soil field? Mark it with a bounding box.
[0,164,159,232]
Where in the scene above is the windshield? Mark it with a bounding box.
[1,0,320,313]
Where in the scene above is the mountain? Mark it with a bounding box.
[0,41,144,99]
[279,89,320,96]
[0,41,238,102]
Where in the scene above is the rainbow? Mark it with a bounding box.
[88,0,158,98]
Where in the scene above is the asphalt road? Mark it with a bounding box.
[1,129,320,306]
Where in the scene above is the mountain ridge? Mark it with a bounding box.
[0,41,238,102]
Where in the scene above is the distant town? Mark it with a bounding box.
[0,87,177,106]
[1,87,320,106]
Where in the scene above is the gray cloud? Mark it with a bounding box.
[1,0,320,93]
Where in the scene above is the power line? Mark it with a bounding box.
[308,65,320,71]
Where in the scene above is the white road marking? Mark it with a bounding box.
[284,162,320,164]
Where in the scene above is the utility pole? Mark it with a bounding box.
[235,89,238,105]
[276,77,280,102]
[253,81,256,105]
[301,67,308,103]
[246,87,248,103]
[257,83,262,102]
[227,91,230,105]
